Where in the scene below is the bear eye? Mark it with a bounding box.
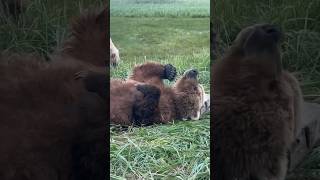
[194,86,198,91]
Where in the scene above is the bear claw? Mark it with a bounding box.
[164,64,177,81]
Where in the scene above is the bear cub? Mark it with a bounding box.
[81,62,205,126]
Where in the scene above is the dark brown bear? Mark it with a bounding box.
[212,24,303,180]
[0,7,108,180]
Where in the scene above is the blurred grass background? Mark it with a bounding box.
[212,0,320,179]
[110,0,210,179]
[110,0,209,17]
[0,0,104,56]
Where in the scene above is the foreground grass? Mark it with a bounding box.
[111,116,210,179]
[212,0,320,178]
[110,5,210,179]
[287,146,320,179]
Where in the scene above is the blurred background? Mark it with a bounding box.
[0,0,104,58]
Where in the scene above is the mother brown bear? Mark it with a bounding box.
[0,7,108,180]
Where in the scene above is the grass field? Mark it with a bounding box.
[111,0,209,17]
[110,0,210,179]
[212,0,320,179]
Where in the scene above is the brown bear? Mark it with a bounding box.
[212,24,303,180]
[0,7,108,180]
[78,61,205,126]
[110,62,177,126]
[151,68,205,123]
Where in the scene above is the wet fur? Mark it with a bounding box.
[0,7,108,180]
[212,24,303,180]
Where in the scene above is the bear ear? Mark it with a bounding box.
[96,7,108,31]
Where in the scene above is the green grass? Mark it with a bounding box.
[286,146,320,179]
[110,0,209,17]
[110,1,210,179]
[0,0,104,56]
[110,17,210,90]
[111,116,210,180]
[212,0,320,178]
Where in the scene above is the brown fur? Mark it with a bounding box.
[55,8,108,68]
[0,7,108,180]
[110,62,171,125]
[212,24,303,180]
[110,62,204,126]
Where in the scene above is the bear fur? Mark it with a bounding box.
[110,38,120,66]
[212,24,303,180]
[110,62,176,125]
[114,62,204,125]
[108,62,205,126]
[0,7,108,180]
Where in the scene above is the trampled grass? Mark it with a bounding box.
[110,1,210,179]
[111,116,210,180]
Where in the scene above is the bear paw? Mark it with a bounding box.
[164,64,177,81]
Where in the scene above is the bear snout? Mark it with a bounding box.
[184,69,198,79]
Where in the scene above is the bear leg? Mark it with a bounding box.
[132,84,161,126]
[131,62,177,82]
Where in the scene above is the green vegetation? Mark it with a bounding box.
[110,0,210,179]
[110,17,210,90]
[0,0,104,56]
[110,0,209,17]
[212,0,320,178]
[111,116,210,180]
